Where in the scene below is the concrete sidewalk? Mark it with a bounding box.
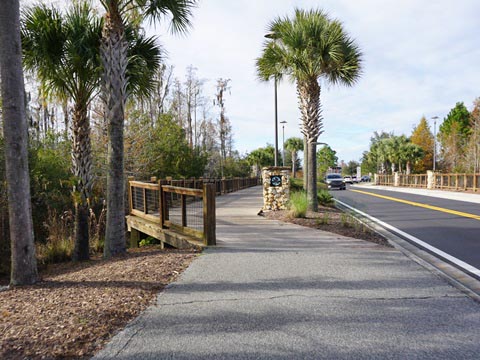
[94,186,480,360]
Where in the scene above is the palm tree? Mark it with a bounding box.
[99,0,197,258]
[284,137,303,178]
[400,142,424,175]
[22,3,161,261]
[256,9,362,211]
[22,3,102,261]
[0,0,39,285]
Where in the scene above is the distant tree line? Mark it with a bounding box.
[361,99,480,175]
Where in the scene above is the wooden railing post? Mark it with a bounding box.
[181,194,187,227]
[160,182,168,227]
[203,183,216,245]
[158,180,166,227]
[127,176,134,214]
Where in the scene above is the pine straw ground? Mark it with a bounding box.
[0,247,197,359]
[0,207,390,360]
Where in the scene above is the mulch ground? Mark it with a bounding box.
[0,247,197,359]
[264,205,392,248]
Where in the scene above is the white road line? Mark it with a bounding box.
[335,198,480,279]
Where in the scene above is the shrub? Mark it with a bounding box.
[317,189,334,206]
[288,191,308,218]
[139,236,160,247]
[37,210,74,265]
[289,178,304,192]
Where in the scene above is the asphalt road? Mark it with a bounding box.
[331,185,480,274]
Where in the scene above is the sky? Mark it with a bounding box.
[153,0,480,163]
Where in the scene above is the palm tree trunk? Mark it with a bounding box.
[298,80,322,212]
[306,141,318,211]
[303,136,307,189]
[292,151,297,178]
[0,0,38,285]
[71,101,93,261]
[406,161,411,175]
[101,6,127,258]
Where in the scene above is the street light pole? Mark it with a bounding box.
[274,76,278,166]
[431,116,438,172]
[280,121,287,166]
[265,32,279,166]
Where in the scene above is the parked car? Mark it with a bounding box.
[361,175,371,182]
[326,173,346,190]
[343,176,353,184]
[352,176,359,183]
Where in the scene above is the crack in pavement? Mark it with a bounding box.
[156,292,464,307]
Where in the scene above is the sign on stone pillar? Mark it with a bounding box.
[262,166,291,211]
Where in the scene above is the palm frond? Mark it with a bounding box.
[125,25,162,98]
[256,8,362,86]
[21,2,102,102]
[140,0,198,34]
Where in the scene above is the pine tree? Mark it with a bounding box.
[410,116,434,173]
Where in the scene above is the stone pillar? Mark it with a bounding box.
[262,166,290,211]
[427,170,434,189]
[394,172,399,187]
[374,173,379,185]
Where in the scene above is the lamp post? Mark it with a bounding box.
[431,116,438,172]
[280,121,287,166]
[265,32,279,166]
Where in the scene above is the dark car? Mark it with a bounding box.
[361,175,371,182]
[325,173,346,190]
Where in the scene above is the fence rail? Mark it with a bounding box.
[128,177,260,246]
[159,177,260,195]
[376,173,480,192]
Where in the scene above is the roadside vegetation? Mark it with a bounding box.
[283,178,389,247]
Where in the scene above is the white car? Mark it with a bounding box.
[343,176,353,184]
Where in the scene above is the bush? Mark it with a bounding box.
[139,236,160,247]
[288,191,308,218]
[36,210,74,265]
[289,178,304,192]
[317,189,334,206]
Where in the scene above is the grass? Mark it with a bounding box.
[288,191,308,218]
[316,212,330,225]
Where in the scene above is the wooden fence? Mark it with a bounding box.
[159,177,260,195]
[127,177,260,247]
[376,173,480,192]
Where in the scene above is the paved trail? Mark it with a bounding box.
[94,186,480,360]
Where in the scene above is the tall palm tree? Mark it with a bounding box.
[284,137,303,178]
[99,0,197,258]
[256,9,362,211]
[22,2,161,261]
[0,0,39,285]
[22,3,102,261]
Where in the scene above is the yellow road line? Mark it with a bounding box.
[351,189,480,221]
